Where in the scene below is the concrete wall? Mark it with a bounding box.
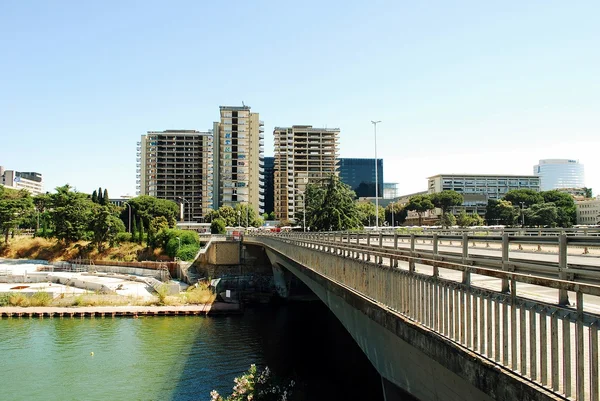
[207,242,240,265]
[254,239,563,401]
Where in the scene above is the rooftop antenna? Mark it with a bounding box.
[242,101,245,107]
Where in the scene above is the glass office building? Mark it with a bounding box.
[533,159,585,191]
[339,158,383,198]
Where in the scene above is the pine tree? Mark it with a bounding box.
[138,218,144,244]
[91,190,98,204]
[101,189,109,206]
[97,187,103,205]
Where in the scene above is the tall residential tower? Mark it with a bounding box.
[137,130,214,221]
[273,125,340,221]
[213,105,265,214]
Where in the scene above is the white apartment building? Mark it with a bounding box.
[576,199,600,225]
[534,159,585,191]
[213,105,265,214]
[0,166,44,195]
[137,130,213,221]
[273,125,339,221]
[428,174,541,215]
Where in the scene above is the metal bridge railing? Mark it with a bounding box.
[247,233,600,401]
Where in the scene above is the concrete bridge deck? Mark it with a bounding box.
[246,233,600,401]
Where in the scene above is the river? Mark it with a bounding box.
[1,302,388,401]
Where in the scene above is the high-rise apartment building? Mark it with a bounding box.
[137,130,213,221]
[338,158,383,198]
[0,166,43,195]
[274,125,340,221]
[213,105,265,214]
[534,159,585,191]
[428,174,541,215]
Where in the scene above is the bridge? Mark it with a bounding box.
[243,231,600,401]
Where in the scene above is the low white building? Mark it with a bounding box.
[576,199,600,225]
[0,166,44,195]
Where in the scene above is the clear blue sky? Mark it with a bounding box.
[1,1,598,197]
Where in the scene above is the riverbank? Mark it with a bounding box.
[0,303,241,318]
[0,236,166,262]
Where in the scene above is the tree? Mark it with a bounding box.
[456,210,471,227]
[138,217,144,244]
[91,190,98,204]
[234,203,262,227]
[309,175,361,231]
[504,189,544,208]
[132,216,138,239]
[469,212,485,226]
[0,187,34,243]
[356,201,384,227]
[430,190,464,216]
[49,185,95,243]
[541,190,576,226]
[583,187,593,198]
[385,203,407,226]
[211,218,226,234]
[405,195,434,226]
[440,212,456,227]
[124,196,179,228]
[92,206,125,251]
[97,187,103,205]
[485,199,519,226]
[101,188,109,206]
[525,202,559,227]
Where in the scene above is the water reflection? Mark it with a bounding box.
[1,302,385,401]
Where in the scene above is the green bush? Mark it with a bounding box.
[211,218,226,234]
[156,228,200,257]
[177,243,200,261]
[115,232,133,243]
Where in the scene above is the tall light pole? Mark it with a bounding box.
[124,202,132,233]
[371,120,381,229]
[177,197,190,223]
[391,201,395,228]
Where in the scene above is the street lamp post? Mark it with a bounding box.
[175,236,181,253]
[237,210,241,227]
[177,197,191,223]
[391,202,395,228]
[371,120,381,229]
[124,202,132,233]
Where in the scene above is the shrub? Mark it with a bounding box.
[115,232,133,243]
[177,243,200,261]
[30,291,52,306]
[9,293,29,306]
[0,294,10,306]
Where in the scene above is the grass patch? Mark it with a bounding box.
[0,236,161,262]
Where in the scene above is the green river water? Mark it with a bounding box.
[0,303,386,401]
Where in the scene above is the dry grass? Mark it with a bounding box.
[0,236,152,262]
[183,283,216,305]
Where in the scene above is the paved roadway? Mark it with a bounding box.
[349,236,600,267]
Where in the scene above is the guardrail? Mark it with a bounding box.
[373,227,600,237]
[278,232,600,292]
[246,234,600,400]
